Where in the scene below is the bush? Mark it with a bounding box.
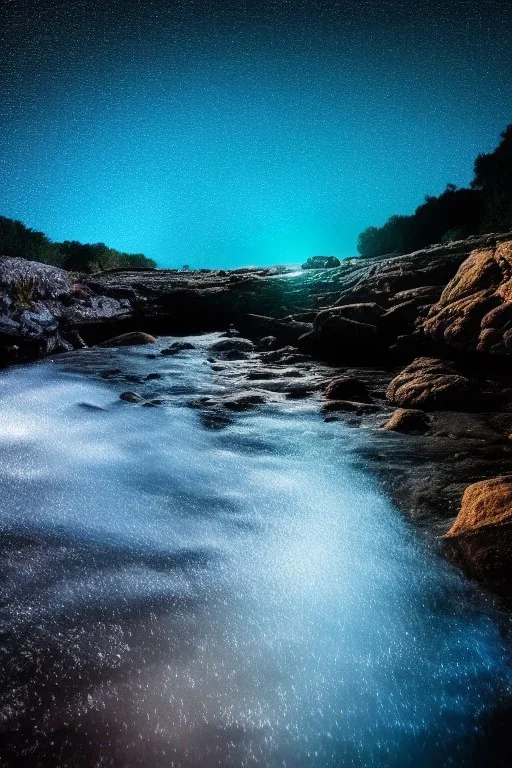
[0,216,157,272]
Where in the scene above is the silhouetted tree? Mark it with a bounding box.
[0,216,156,271]
[0,216,62,265]
[472,124,512,233]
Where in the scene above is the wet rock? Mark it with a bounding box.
[324,376,372,403]
[160,341,195,355]
[119,391,144,403]
[260,346,310,364]
[210,338,254,353]
[223,393,267,411]
[145,372,162,380]
[224,349,251,360]
[382,408,430,433]
[446,476,512,537]
[386,357,483,410]
[257,335,280,350]
[444,476,512,591]
[99,332,157,347]
[302,255,341,269]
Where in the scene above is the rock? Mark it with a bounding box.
[119,391,144,403]
[446,476,512,537]
[443,476,512,591]
[423,239,512,355]
[145,372,162,380]
[324,376,372,402]
[328,302,385,325]
[386,357,483,410]
[240,314,312,344]
[260,346,310,364]
[257,335,280,350]
[302,255,341,270]
[99,332,157,347]
[224,349,251,360]
[160,341,195,355]
[222,393,267,411]
[210,338,254,353]
[381,408,430,433]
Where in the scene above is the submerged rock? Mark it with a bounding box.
[119,391,144,403]
[160,341,195,355]
[99,332,157,347]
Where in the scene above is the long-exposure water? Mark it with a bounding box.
[0,335,510,767]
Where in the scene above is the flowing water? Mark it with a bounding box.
[0,335,510,767]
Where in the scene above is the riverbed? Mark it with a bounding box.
[0,335,510,767]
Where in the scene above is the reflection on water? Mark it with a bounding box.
[0,336,510,767]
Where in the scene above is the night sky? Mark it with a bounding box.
[1,1,511,268]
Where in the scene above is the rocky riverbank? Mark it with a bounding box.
[2,232,512,596]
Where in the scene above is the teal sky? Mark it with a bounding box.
[1,1,511,268]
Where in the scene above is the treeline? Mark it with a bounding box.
[358,124,512,258]
[0,216,157,272]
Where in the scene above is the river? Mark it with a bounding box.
[0,334,510,767]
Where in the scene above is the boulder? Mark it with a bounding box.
[381,408,430,433]
[302,255,341,270]
[444,476,512,591]
[423,239,512,355]
[98,332,157,347]
[386,357,482,410]
[446,476,512,537]
[324,376,372,402]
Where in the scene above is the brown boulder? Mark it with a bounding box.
[386,357,481,410]
[381,408,430,433]
[424,240,512,355]
[446,476,512,537]
[99,332,157,347]
[444,476,512,592]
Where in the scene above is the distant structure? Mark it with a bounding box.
[301,255,341,270]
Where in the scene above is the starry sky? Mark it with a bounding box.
[1,0,511,269]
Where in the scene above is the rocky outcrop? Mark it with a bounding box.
[386,357,488,410]
[424,240,512,356]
